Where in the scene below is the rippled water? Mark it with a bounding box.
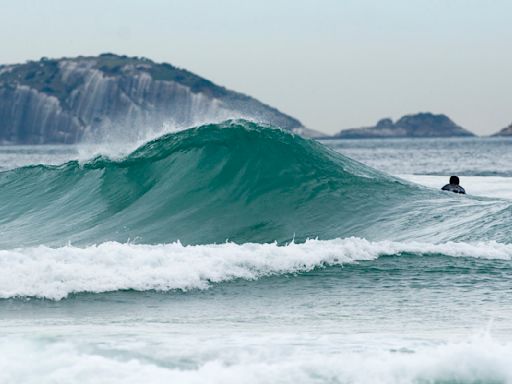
[324,136,512,176]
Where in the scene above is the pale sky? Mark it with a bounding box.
[1,0,511,135]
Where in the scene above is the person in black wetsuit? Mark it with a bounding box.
[442,176,466,194]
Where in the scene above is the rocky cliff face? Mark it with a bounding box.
[491,123,512,137]
[0,54,308,144]
[333,113,475,139]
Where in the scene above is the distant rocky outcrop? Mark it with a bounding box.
[332,113,475,139]
[491,123,512,137]
[0,53,321,144]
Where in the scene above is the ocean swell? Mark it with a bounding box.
[0,120,509,247]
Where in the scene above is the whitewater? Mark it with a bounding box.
[1,120,512,384]
[2,238,512,300]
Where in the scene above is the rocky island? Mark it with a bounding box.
[491,123,512,137]
[0,54,321,144]
[332,113,475,139]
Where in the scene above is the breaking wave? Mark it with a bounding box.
[0,120,510,248]
[2,237,511,300]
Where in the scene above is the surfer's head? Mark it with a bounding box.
[449,176,460,185]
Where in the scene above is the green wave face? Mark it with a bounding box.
[0,120,509,248]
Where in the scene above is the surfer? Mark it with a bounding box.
[441,176,466,194]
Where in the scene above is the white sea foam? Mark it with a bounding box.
[0,238,511,300]
[1,334,511,384]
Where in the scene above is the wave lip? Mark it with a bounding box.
[1,238,511,300]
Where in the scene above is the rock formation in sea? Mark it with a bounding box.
[0,53,322,144]
[491,123,512,137]
[332,113,475,139]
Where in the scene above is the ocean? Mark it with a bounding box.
[1,120,512,383]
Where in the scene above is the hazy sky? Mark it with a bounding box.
[1,0,511,135]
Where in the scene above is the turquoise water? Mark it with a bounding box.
[1,121,512,383]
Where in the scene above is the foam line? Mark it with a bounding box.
[1,334,512,383]
[1,237,511,300]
